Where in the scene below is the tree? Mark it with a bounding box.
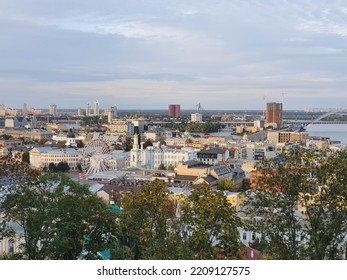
[167,164,175,171]
[113,181,243,260]
[158,163,166,170]
[48,162,57,172]
[76,140,84,148]
[21,152,30,164]
[180,184,242,259]
[124,137,133,152]
[302,150,347,259]
[1,173,118,260]
[244,148,347,259]
[115,180,181,259]
[1,134,12,140]
[76,163,82,172]
[56,161,70,172]
[217,179,237,192]
[142,139,153,150]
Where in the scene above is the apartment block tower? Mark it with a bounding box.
[168,104,180,118]
[266,102,283,129]
[49,104,57,116]
[22,103,28,116]
[86,103,91,117]
[94,101,99,116]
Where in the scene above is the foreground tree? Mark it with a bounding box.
[115,180,181,259]
[303,150,347,259]
[245,148,346,259]
[181,184,242,259]
[115,181,242,260]
[1,173,118,259]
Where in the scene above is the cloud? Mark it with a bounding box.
[0,0,346,109]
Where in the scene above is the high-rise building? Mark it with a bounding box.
[266,102,283,129]
[191,113,202,123]
[22,103,28,116]
[94,101,99,116]
[49,104,57,116]
[77,108,84,116]
[107,106,117,123]
[86,103,91,117]
[168,104,180,118]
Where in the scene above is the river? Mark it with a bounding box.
[306,124,347,145]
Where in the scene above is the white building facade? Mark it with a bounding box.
[130,134,198,169]
[30,147,82,170]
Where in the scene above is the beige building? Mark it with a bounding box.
[108,120,134,136]
[0,235,22,256]
[176,161,209,177]
[30,147,81,170]
[4,129,53,141]
[267,131,309,144]
[236,125,259,134]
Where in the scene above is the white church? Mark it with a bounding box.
[130,134,198,170]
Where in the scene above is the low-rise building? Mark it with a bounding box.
[108,120,134,136]
[191,113,203,123]
[197,147,229,165]
[130,134,198,170]
[30,146,82,170]
[225,192,245,211]
[267,131,309,144]
[106,151,131,170]
[3,129,53,141]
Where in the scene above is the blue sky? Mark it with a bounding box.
[0,0,346,110]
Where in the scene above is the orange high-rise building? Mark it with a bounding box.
[266,102,282,129]
[168,104,180,118]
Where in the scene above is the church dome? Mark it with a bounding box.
[67,128,75,138]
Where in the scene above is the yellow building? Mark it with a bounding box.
[225,192,245,211]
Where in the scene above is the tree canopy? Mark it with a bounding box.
[244,148,347,260]
[114,180,242,260]
[1,173,118,259]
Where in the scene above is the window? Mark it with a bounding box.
[8,240,14,253]
[243,232,247,240]
[252,232,256,240]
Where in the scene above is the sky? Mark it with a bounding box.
[0,0,347,110]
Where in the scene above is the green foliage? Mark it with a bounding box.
[21,151,30,164]
[142,139,153,149]
[158,163,166,170]
[162,121,221,133]
[124,137,133,152]
[244,147,347,260]
[167,164,175,171]
[1,173,118,260]
[48,162,56,172]
[115,181,242,260]
[57,161,70,172]
[77,163,82,172]
[217,179,237,192]
[0,134,12,140]
[181,184,242,259]
[76,140,84,148]
[115,180,181,259]
[48,161,70,173]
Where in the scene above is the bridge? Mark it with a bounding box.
[285,109,347,128]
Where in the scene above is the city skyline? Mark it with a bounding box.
[1,1,347,110]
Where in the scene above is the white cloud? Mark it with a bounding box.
[0,0,347,109]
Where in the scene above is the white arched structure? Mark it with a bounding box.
[305,109,347,127]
